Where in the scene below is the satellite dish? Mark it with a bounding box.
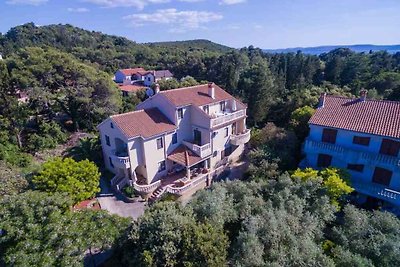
[146,88,154,97]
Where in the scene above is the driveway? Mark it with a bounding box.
[97,177,146,220]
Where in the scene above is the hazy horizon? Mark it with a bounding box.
[0,0,399,49]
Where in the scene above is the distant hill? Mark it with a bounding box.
[148,39,233,53]
[264,44,400,55]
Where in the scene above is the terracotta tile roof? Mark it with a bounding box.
[309,96,400,139]
[154,70,173,79]
[167,145,203,167]
[119,68,146,76]
[119,84,146,92]
[111,108,176,139]
[160,84,233,107]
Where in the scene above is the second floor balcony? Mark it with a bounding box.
[182,140,212,158]
[230,129,251,146]
[304,140,400,169]
[210,109,246,128]
[111,149,130,169]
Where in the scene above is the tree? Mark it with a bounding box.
[289,105,315,141]
[0,160,28,198]
[0,191,130,266]
[329,205,400,267]
[32,157,101,203]
[119,202,228,267]
[291,167,354,208]
[65,136,102,165]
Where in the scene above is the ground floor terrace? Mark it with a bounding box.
[133,145,224,200]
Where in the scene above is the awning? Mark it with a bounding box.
[167,145,203,167]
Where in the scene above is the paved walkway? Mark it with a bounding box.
[97,177,146,220]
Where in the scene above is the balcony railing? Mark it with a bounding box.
[352,181,400,206]
[133,180,162,194]
[165,172,208,196]
[230,129,251,146]
[111,150,130,168]
[210,109,246,128]
[304,140,400,168]
[183,141,212,158]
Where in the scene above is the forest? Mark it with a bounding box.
[1,23,400,266]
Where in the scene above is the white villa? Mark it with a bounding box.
[303,91,400,208]
[98,83,250,200]
[114,68,173,86]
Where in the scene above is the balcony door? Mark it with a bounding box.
[232,122,237,135]
[194,129,202,146]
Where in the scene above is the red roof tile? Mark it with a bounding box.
[309,96,400,139]
[119,84,146,92]
[160,84,233,107]
[167,145,203,167]
[119,68,146,76]
[111,108,176,139]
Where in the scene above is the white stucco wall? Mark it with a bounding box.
[115,71,128,83]
[144,73,155,86]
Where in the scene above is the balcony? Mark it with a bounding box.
[111,150,130,168]
[304,140,400,169]
[230,129,251,146]
[352,181,400,206]
[182,141,212,158]
[210,109,246,128]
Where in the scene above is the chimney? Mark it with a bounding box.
[208,82,215,99]
[318,92,326,108]
[155,83,160,94]
[360,89,367,102]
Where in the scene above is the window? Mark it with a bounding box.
[317,153,332,168]
[212,132,217,138]
[372,167,393,186]
[147,77,151,81]
[321,128,337,144]
[172,133,178,144]
[347,164,364,172]
[213,151,218,157]
[110,122,114,129]
[220,101,226,112]
[353,136,370,146]
[380,139,400,157]
[203,105,209,114]
[105,135,110,146]
[109,157,114,168]
[177,108,184,119]
[156,137,163,149]
[158,160,166,172]
[224,127,229,137]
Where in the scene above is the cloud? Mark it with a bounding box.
[6,0,48,5]
[83,0,169,10]
[179,0,204,2]
[123,8,223,32]
[219,0,246,5]
[67,7,90,13]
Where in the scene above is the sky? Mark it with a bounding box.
[0,0,399,49]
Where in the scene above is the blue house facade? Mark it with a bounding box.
[303,92,400,207]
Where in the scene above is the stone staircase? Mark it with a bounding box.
[148,185,167,203]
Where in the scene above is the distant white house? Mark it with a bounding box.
[98,83,250,201]
[114,68,146,83]
[114,68,173,86]
[143,70,174,86]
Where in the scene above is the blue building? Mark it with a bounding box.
[303,91,400,207]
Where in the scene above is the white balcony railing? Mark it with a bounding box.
[182,141,212,158]
[165,172,208,196]
[352,181,400,206]
[133,180,162,194]
[304,140,400,168]
[111,150,130,168]
[230,129,251,146]
[210,109,246,128]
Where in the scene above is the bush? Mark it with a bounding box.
[33,157,101,204]
[0,143,32,167]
